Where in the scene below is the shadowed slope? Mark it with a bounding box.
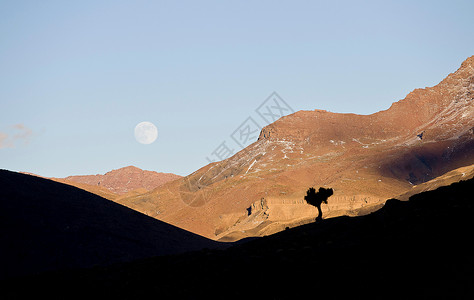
[5,176,473,298]
[0,170,220,280]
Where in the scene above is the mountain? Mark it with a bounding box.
[114,56,474,241]
[6,176,473,299]
[0,170,220,280]
[57,166,181,195]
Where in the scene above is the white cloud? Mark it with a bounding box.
[0,124,34,149]
[0,132,12,149]
[13,123,33,144]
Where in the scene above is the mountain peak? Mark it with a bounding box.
[460,55,474,69]
[121,165,142,171]
[63,166,182,195]
[106,165,143,175]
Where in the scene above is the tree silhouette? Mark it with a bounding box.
[304,187,334,221]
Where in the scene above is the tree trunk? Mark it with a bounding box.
[316,205,323,221]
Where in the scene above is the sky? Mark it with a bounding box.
[1,0,473,177]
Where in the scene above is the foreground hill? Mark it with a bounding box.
[0,170,219,280]
[5,176,473,299]
[116,56,474,240]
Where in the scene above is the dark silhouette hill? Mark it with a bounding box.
[0,169,221,280]
[4,176,472,299]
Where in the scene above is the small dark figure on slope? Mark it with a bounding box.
[304,187,333,222]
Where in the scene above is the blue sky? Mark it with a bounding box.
[1,0,473,177]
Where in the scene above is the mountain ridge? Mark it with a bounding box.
[112,55,473,241]
[56,165,182,195]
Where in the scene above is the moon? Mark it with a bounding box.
[134,121,158,144]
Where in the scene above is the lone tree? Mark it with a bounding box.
[304,187,334,221]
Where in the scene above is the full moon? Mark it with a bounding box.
[134,121,158,144]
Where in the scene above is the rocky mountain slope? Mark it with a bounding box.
[6,176,473,299]
[0,170,219,280]
[56,166,181,196]
[115,56,474,241]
